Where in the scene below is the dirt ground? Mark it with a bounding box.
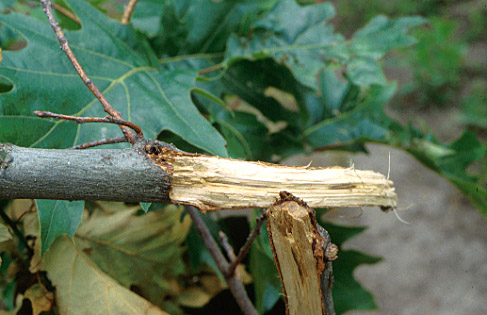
[285,109,487,314]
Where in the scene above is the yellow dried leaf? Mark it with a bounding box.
[42,235,168,315]
[23,284,54,315]
[5,199,33,222]
[177,287,212,308]
[0,223,13,253]
[236,264,253,284]
[73,204,191,309]
[199,274,225,296]
[29,239,42,274]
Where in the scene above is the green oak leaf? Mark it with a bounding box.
[320,222,382,315]
[140,202,151,212]
[225,0,424,89]
[306,83,487,212]
[225,0,340,89]
[305,83,397,149]
[215,110,270,161]
[35,199,84,255]
[134,0,275,55]
[0,0,227,156]
[221,59,307,126]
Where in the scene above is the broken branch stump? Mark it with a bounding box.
[1,142,397,212]
[267,192,338,315]
[148,146,397,212]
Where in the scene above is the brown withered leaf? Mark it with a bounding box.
[42,235,168,315]
[73,204,191,310]
[23,283,54,315]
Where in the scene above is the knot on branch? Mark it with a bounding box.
[0,143,14,169]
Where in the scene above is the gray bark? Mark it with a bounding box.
[0,142,171,203]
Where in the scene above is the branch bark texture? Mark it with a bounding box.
[0,142,170,203]
[1,142,397,211]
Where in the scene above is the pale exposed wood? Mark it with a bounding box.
[266,198,327,315]
[149,148,397,212]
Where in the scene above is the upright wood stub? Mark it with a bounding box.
[267,192,331,315]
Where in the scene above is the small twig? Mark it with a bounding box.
[121,0,140,24]
[40,0,136,144]
[218,231,241,279]
[185,206,258,315]
[198,63,225,75]
[0,207,33,256]
[34,111,144,139]
[218,231,237,261]
[69,137,128,149]
[226,211,267,278]
[36,0,80,24]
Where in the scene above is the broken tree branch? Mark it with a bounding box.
[0,142,397,209]
[266,192,337,315]
[147,147,397,212]
[40,0,136,144]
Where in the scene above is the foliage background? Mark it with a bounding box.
[0,0,485,314]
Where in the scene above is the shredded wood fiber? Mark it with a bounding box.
[149,148,397,212]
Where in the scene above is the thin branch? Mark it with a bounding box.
[69,137,128,149]
[185,206,258,315]
[226,211,267,278]
[218,231,237,261]
[198,63,224,75]
[36,0,80,24]
[0,206,33,256]
[40,0,136,144]
[218,231,241,279]
[34,111,144,139]
[121,0,140,24]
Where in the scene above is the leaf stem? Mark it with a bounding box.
[121,0,139,24]
[198,63,225,75]
[40,0,137,144]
